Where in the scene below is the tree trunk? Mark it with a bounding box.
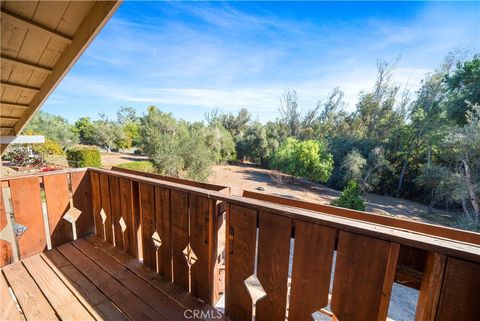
[396,159,409,197]
[461,159,480,217]
[427,188,436,214]
[427,199,435,214]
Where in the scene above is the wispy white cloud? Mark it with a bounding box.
[43,1,480,122]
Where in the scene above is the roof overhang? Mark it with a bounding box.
[1,0,122,153]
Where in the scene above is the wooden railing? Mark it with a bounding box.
[89,168,230,304]
[242,190,480,290]
[239,191,480,321]
[0,169,93,266]
[2,167,480,321]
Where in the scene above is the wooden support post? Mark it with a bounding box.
[414,252,447,321]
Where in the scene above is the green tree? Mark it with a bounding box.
[272,138,333,182]
[140,106,187,176]
[117,107,141,147]
[443,104,480,217]
[353,59,401,142]
[395,65,449,197]
[206,108,251,138]
[279,89,301,137]
[140,106,216,181]
[444,54,480,125]
[331,180,366,211]
[182,125,215,181]
[361,147,393,192]
[91,115,117,152]
[25,111,78,148]
[74,117,96,145]
[341,149,367,184]
[236,122,270,165]
[204,124,236,163]
[295,140,334,182]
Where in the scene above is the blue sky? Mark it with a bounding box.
[43,1,480,123]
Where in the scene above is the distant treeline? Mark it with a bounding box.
[22,53,479,228]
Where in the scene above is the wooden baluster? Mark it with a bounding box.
[414,252,446,321]
[289,221,337,321]
[331,231,399,321]
[99,173,113,243]
[225,204,257,321]
[9,177,45,259]
[109,175,122,249]
[89,172,103,238]
[70,170,94,238]
[189,194,210,302]
[255,211,292,321]
[44,174,72,247]
[119,178,136,257]
[170,190,189,290]
[154,186,171,279]
[139,183,156,271]
[435,258,480,320]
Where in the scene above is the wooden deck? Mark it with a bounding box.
[2,168,480,321]
[1,236,224,321]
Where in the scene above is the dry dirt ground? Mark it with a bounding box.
[208,163,458,225]
[99,152,150,167]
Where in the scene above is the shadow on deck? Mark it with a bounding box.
[1,236,223,321]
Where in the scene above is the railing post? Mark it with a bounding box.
[414,252,447,321]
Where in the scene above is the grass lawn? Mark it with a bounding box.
[116,160,156,173]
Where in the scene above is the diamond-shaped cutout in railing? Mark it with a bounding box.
[119,217,127,233]
[63,207,82,224]
[152,230,162,248]
[244,274,266,304]
[312,304,338,321]
[12,223,28,237]
[312,311,333,321]
[100,208,107,224]
[0,222,27,241]
[183,244,198,267]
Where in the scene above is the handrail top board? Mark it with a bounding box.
[110,166,230,192]
[1,168,87,182]
[88,167,480,263]
[242,190,480,247]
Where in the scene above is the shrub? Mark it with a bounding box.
[455,211,479,232]
[117,161,155,173]
[331,180,366,211]
[66,147,101,168]
[272,137,334,182]
[32,138,64,156]
[140,106,215,181]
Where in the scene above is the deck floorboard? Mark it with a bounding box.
[0,236,223,321]
[87,235,228,321]
[22,254,94,321]
[2,262,58,320]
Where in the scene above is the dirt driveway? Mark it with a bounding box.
[99,152,149,167]
[208,163,458,224]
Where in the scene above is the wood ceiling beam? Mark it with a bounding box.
[0,116,20,120]
[0,81,40,92]
[0,102,30,110]
[1,9,73,44]
[1,54,53,74]
[14,1,122,136]
[0,126,15,134]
